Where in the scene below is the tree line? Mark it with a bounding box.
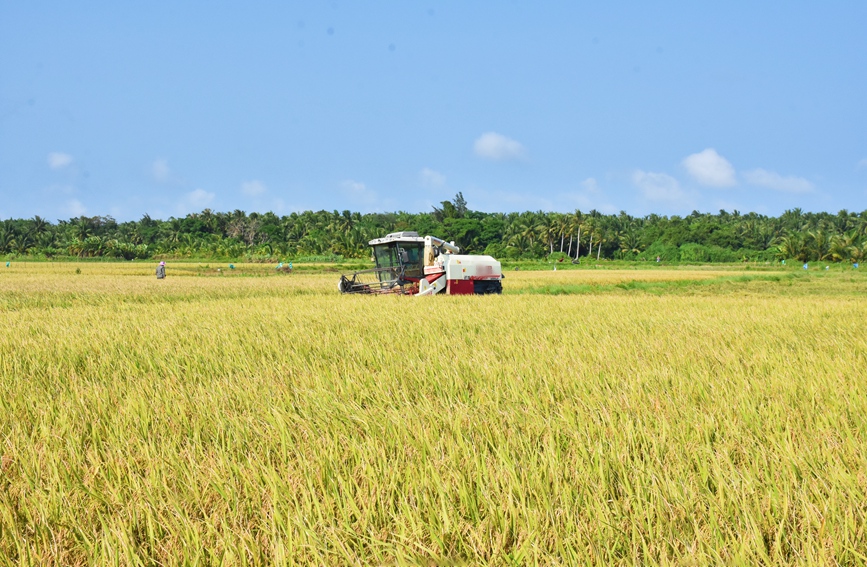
[2,195,866,263]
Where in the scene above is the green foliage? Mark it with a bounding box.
[679,243,740,263]
[483,242,506,258]
[641,241,680,261]
[1,207,865,263]
[546,251,571,263]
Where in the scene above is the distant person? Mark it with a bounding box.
[854,263,859,269]
[156,261,166,279]
[288,262,293,273]
[803,263,808,270]
[656,256,660,263]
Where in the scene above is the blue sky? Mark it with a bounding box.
[1,1,865,222]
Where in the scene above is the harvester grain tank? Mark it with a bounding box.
[337,231,503,295]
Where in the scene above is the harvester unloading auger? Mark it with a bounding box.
[338,232,503,295]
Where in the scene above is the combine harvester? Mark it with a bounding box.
[338,231,503,295]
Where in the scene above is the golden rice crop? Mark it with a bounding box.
[0,264,865,565]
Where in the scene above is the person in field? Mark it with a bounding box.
[156,261,166,279]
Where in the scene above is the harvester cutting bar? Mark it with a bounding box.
[338,266,411,294]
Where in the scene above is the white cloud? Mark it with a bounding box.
[419,167,445,187]
[152,159,170,182]
[185,188,215,208]
[65,199,86,216]
[341,179,377,204]
[473,132,526,161]
[241,180,267,196]
[48,152,73,169]
[342,179,366,193]
[632,170,685,202]
[559,178,618,214]
[682,148,736,187]
[580,177,600,192]
[742,168,813,193]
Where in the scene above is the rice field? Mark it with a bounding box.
[1,263,866,565]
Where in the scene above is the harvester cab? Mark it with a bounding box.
[338,231,503,296]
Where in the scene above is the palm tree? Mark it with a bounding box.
[584,219,596,259]
[30,215,48,235]
[66,238,84,257]
[0,228,14,254]
[518,223,536,247]
[13,233,33,254]
[161,218,183,244]
[544,217,558,255]
[618,230,641,258]
[596,229,607,260]
[807,229,831,261]
[554,214,570,253]
[507,233,531,256]
[36,231,56,253]
[567,211,584,260]
[849,240,866,264]
[776,233,807,262]
[73,217,92,241]
[829,230,859,262]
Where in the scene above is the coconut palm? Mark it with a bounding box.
[30,215,48,235]
[567,211,584,259]
[543,217,559,255]
[507,233,531,256]
[596,229,607,260]
[776,233,807,262]
[555,213,570,253]
[584,219,597,259]
[807,229,832,261]
[73,218,92,241]
[829,230,860,262]
[13,232,33,254]
[619,229,642,257]
[517,223,537,247]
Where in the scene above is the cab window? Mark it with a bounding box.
[373,244,399,269]
[398,243,424,276]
